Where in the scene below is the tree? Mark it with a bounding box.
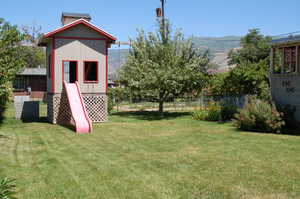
[20,24,45,68]
[209,60,270,99]
[228,29,271,65]
[0,18,26,121]
[120,21,209,114]
[208,29,271,99]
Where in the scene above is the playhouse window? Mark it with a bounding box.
[84,61,98,82]
[63,61,77,83]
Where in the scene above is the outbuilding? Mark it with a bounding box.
[13,67,47,100]
[270,35,300,120]
[38,13,116,124]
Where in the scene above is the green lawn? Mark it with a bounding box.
[0,104,300,199]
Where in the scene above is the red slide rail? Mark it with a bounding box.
[63,81,92,133]
[75,81,93,132]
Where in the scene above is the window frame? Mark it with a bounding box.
[283,46,297,73]
[83,61,99,83]
[13,76,28,91]
[62,60,78,83]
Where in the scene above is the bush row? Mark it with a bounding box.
[192,102,237,122]
[192,96,297,133]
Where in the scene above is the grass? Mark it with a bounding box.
[0,104,300,199]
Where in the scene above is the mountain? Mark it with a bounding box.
[108,36,241,75]
[191,36,241,54]
[192,36,241,69]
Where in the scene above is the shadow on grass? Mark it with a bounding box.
[22,117,49,123]
[0,109,4,127]
[111,111,191,121]
[281,128,300,136]
[232,126,300,136]
[0,134,9,139]
[22,117,76,132]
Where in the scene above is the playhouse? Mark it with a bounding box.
[270,36,300,121]
[38,13,116,131]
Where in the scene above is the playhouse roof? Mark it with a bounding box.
[38,19,117,45]
[18,68,46,76]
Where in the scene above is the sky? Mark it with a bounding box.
[1,0,300,43]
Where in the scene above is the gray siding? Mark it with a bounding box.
[55,24,106,39]
[270,74,300,120]
[54,38,107,93]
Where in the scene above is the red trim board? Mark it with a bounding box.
[51,38,56,93]
[105,41,108,94]
[44,19,116,42]
[83,61,99,83]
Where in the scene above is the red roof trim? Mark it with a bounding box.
[44,19,117,41]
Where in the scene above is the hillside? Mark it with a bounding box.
[108,36,241,75]
[191,36,241,53]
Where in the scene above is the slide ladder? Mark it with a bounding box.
[63,81,93,133]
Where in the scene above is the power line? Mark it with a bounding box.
[271,31,300,38]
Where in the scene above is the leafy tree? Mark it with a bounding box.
[0,18,26,121]
[208,29,271,99]
[20,24,45,68]
[209,60,270,98]
[120,20,209,113]
[228,29,271,65]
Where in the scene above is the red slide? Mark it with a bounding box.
[63,81,93,133]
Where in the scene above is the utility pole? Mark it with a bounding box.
[161,0,165,30]
[156,0,167,41]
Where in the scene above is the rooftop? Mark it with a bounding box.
[38,18,117,46]
[19,68,46,76]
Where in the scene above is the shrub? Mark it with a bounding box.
[107,90,115,114]
[0,84,12,122]
[0,19,26,123]
[193,102,237,122]
[192,102,222,121]
[0,177,17,199]
[233,97,285,133]
[192,107,209,121]
[220,102,238,121]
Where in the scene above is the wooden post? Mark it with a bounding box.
[296,46,299,73]
[161,0,167,42]
[270,47,274,74]
[289,48,292,73]
[281,48,285,74]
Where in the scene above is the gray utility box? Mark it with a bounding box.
[14,96,39,120]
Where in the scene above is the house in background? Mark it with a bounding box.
[13,67,47,100]
[38,12,116,124]
[270,35,300,121]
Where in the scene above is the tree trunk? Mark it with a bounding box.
[159,101,164,114]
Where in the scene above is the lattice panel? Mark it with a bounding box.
[47,94,54,123]
[83,95,107,122]
[54,94,72,124]
[47,93,107,124]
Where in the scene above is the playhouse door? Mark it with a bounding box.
[63,61,77,83]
